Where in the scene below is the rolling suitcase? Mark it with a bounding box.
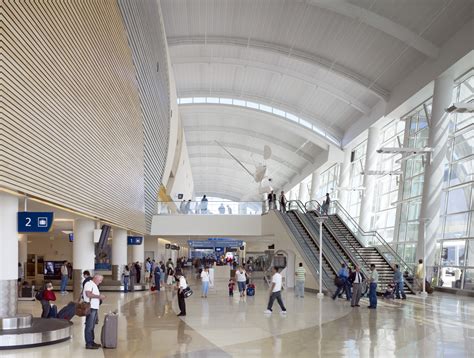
[101,311,118,348]
[246,283,255,296]
[57,302,76,321]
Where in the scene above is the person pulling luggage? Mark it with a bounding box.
[83,274,106,349]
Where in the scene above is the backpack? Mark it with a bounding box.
[35,289,44,301]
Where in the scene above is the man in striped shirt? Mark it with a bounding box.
[294,262,306,298]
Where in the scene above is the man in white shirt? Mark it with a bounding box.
[83,274,105,349]
[235,267,247,297]
[176,270,188,316]
[350,266,364,307]
[264,267,287,314]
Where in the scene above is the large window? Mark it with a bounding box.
[347,141,367,221]
[372,120,405,242]
[438,71,474,290]
[396,99,432,264]
[316,164,340,203]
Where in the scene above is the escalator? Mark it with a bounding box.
[275,206,336,294]
[305,201,416,294]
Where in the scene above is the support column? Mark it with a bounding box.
[111,228,127,281]
[132,240,144,283]
[339,149,352,209]
[0,192,19,317]
[73,219,95,300]
[18,235,28,281]
[298,181,308,204]
[359,126,380,232]
[310,170,321,201]
[417,71,454,267]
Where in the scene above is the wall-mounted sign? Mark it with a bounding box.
[170,244,180,250]
[127,236,143,245]
[165,243,171,249]
[18,212,54,233]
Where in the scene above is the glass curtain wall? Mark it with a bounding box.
[316,164,340,203]
[396,99,432,265]
[348,141,367,221]
[438,71,474,290]
[372,120,405,242]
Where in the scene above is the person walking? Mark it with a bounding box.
[415,259,424,293]
[321,193,331,215]
[264,267,287,315]
[154,264,161,291]
[218,203,225,214]
[122,265,130,293]
[332,263,350,300]
[145,258,151,285]
[294,262,306,298]
[279,191,287,212]
[60,261,69,294]
[350,266,364,307]
[83,274,106,349]
[267,190,276,210]
[235,266,247,297]
[130,262,136,292]
[185,200,191,214]
[179,200,186,213]
[200,195,208,214]
[201,267,211,298]
[135,261,142,284]
[368,264,378,309]
[227,205,232,214]
[393,264,407,300]
[176,270,187,316]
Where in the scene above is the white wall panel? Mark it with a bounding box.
[1,1,147,232]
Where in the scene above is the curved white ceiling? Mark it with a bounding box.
[161,0,472,200]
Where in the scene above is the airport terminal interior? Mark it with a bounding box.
[0,0,473,357]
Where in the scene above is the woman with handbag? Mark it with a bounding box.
[176,270,187,316]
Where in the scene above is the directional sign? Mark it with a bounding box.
[18,212,54,233]
[127,236,143,245]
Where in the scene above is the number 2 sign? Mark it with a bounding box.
[17,212,54,233]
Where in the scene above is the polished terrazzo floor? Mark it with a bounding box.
[1,275,473,358]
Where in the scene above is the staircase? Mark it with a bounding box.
[305,202,415,294]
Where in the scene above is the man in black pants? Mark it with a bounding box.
[176,270,187,316]
[264,267,287,315]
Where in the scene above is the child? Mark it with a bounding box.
[383,282,395,299]
[228,279,235,296]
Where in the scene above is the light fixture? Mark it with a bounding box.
[376,147,433,154]
[445,102,474,113]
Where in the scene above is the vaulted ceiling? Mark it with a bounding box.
[161,0,473,200]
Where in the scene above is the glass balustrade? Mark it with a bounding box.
[155,201,264,215]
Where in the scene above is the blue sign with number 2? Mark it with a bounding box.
[17,212,54,233]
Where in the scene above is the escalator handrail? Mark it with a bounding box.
[304,201,372,280]
[276,210,334,292]
[286,201,351,274]
[305,200,415,277]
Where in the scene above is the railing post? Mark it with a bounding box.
[314,216,328,299]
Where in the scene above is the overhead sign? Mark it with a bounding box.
[188,240,243,248]
[18,212,54,233]
[127,236,143,245]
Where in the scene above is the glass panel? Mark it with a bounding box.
[441,239,466,266]
[300,118,312,129]
[260,104,272,113]
[193,97,206,103]
[463,269,474,291]
[220,98,233,104]
[180,97,193,104]
[206,97,219,103]
[246,101,259,109]
[233,99,246,106]
[286,113,299,122]
[444,213,469,238]
[403,244,416,265]
[439,267,464,288]
[456,113,474,131]
[446,186,471,214]
[452,131,474,161]
[450,158,474,186]
[406,223,418,242]
[467,240,474,266]
[272,108,285,117]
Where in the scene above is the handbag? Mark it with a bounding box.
[182,286,193,298]
[75,301,91,317]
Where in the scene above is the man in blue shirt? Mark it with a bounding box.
[332,263,350,300]
[393,264,406,300]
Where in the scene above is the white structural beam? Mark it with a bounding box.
[172,55,371,114]
[191,166,286,187]
[186,140,308,168]
[193,192,242,202]
[309,0,439,58]
[188,150,301,175]
[167,36,390,100]
[185,125,315,163]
